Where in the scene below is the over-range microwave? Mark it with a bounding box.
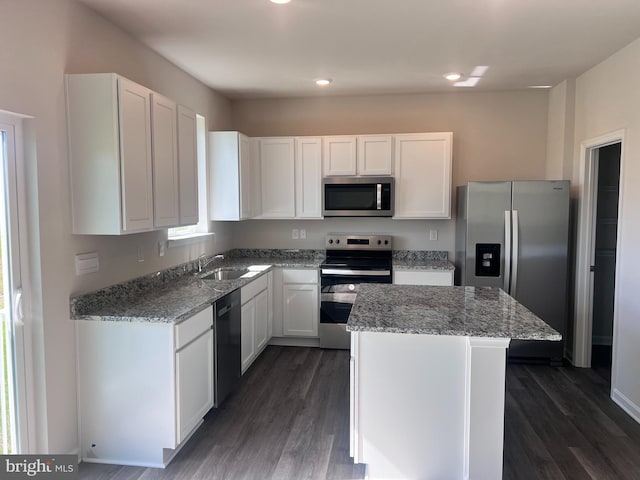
[322,177,394,217]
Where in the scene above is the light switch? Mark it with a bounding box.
[292,229,299,239]
[429,229,438,241]
[75,252,99,275]
[137,245,144,263]
[300,229,306,239]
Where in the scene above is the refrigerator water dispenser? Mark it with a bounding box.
[475,244,501,277]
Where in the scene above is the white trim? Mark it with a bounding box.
[611,388,640,425]
[0,111,36,454]
[573,129,624,368]
[167,232,215,248]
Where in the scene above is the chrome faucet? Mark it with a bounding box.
[198,253,224,272]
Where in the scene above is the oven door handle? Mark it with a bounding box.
[321,269,391,276]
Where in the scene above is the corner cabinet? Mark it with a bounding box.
[393,132,453,219]
[67,74,154,234]
[209,131,254,220]
[77,306,214,468]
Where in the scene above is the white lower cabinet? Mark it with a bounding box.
[77,306,214,468]
[282,269,319,337]
[393,269,454,286]
[240,274,270,374]
[176,328,214,443]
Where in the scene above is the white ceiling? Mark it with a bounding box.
[77,0,640,99]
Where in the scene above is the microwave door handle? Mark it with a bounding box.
[377,184,382,210]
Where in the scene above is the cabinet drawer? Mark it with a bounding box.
[175,306,213,350]
[241,274,268,304]
[282,268,318,284]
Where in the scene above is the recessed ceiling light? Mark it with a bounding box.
[315,78,332,86]
[444,72,462,82]
[528,85,553,89]
[270,0,291,4]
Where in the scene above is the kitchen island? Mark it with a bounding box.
[347,284,560,480]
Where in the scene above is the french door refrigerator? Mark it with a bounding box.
[455,181,570,364]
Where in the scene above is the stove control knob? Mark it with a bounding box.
[377,240,382,245]
[336,239,340,244]
[328,239,333,244]
[349,284,356,291]
[384,240,389,245]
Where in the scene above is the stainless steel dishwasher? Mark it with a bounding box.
[213,290,241,407]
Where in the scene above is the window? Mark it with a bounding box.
[168,114,211,242]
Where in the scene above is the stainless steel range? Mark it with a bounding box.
[320,233,393,349]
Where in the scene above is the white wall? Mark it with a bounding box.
[231,91,550,255]
[556,36,640,421]
[0,0,232,454]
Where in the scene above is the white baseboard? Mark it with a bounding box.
[269,337,320,348]
[611,388,640,425]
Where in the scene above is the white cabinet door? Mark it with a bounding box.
[177,105,198,226]
[295,137,322,218]
[239,133,253,220]
[393,133,452,219]
[283,284,319,337]
[209,131,254,221]
[393,270,454,286]
[241,300,256,374]
[357,135,393,176]
[151,93,179,228]
[255,289,269,354]
[323,136,357,176]
[175,329,213,444]
[117,77,154,232]
[259,137,295,218]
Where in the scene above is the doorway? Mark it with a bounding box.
[573,131,624,374]
[590,143,621,383]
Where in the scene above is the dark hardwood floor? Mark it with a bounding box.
[79,346,640,479]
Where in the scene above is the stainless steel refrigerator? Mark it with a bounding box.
[455,181,570,364]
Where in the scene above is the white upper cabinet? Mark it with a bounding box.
[66,73,154,234]
[295,137,322,219]
[323,135,393,177]
[357,135,393,175]
[209,131,254,221]
[177,105,199,226]
[151,93,179,228]
[323,136,357,176]
[258,137,295,218]
[393,132,453,219]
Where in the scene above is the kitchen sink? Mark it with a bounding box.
[201,267,250,281]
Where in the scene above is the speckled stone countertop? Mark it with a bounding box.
[392,250,454,271]
[347,284,561,341]
[70,249,324,324]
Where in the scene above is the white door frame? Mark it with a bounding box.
[0,111,35,453]
[573,129,625,369]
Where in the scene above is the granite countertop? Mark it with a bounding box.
[347,284,561,341]
[392,250,454,271]
[70,249,324,324]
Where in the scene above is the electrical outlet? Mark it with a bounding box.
[429,229,438,241]
[300,229,306,239]
[292,229,299,240]
[137,245,145,262]
[158,240,166,257]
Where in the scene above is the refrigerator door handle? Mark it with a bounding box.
[504,210,511,293]
[511,210,519,296]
